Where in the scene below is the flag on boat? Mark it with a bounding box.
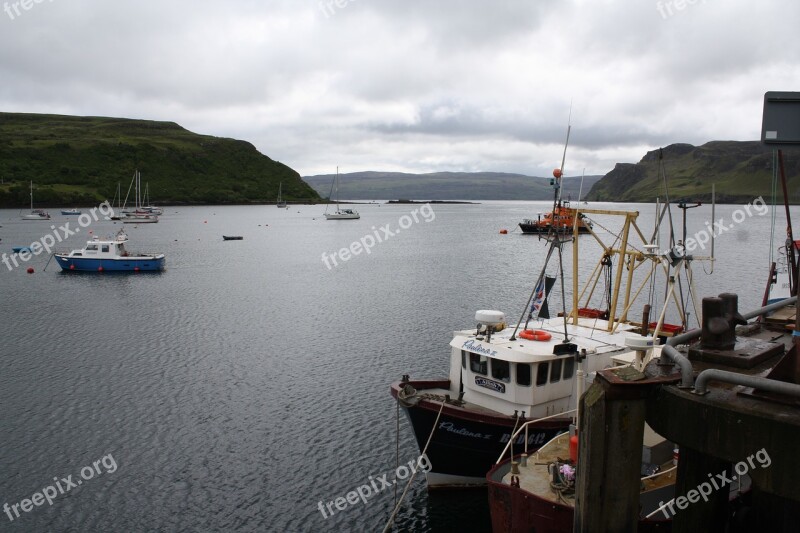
[530,275,557,319]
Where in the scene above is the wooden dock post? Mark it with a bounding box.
[574,367,650,533]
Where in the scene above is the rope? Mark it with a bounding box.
[382,400,446,533]
[394,396,399,507]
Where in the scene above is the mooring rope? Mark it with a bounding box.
[382,400,445,533]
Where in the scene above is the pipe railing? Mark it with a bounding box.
[694,368,800,397]
[657,296,798,389]
[495,409,577,464]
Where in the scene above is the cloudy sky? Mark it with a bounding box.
[1,0,798,177]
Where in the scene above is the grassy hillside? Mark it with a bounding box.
[303,171,602,201]
[586,141,800,203]
[0,112,320,207]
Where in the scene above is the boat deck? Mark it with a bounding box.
[502,428,676,508]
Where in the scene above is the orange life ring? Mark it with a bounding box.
[519,329,552,341]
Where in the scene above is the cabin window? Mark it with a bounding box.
[516,363,531,386]
[536,362,549,386]
[491,359,510,383]
[461,350,467,369]
[101,245,109,252]
[86,244,98,251]
[470,353,487,375]
[563,357,575,380]
[550,359,563,383]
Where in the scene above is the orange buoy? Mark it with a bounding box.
[553,168,562,178]
[519,329,552,341]
[26,267,34,274]
[499,229,508,234]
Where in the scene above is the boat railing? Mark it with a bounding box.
[495,408,577,464]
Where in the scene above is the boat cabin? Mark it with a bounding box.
[65,235,130,258]
[448,310,636,419]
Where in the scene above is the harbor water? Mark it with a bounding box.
[0,200,791,532]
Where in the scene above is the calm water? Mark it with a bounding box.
[0,200,793,532]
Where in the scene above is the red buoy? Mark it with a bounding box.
[98,266,104,272]
[499,229,508,234]
[553,168,562,178]
[134,267,140,272]
[26,267,34,274]
[70,264,75,270]
[569,434,579,463]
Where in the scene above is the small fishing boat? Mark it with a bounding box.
[12,246,32,254]
[61,208,81,215]
[21,182,51,220]
[54,230,165,272]
[222,235,243,241]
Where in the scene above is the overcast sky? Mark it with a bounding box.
[1,0,798,177]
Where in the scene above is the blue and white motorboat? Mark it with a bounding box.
[54,230,165,272]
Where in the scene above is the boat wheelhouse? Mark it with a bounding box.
[54,230,164,272]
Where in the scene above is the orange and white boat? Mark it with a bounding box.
[519,200,593,235]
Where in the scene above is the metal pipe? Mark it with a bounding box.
[694,368,800,396]
[659,296,797,387]
[659,345,694,388]
[741,295,797,320]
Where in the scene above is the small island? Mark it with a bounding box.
[386,199,479,204]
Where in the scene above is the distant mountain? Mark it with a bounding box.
[586,141,800,203]
[0,112,319,206]
[303,171,602,201]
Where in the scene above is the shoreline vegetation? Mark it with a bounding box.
[3,114,800,208]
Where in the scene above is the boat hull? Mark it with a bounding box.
[54,255,165,272]
[122,216,158,224]
[324,213,360,219]
[390,380,568,487]
[486,462,673,533]
[518,223,593,235]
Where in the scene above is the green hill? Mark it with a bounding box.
[0,112,319,207]
[585,141,800,203]
[303,171,602,200]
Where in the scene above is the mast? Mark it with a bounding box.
[29,181,33,211]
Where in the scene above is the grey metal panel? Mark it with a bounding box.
[761,91,800,146]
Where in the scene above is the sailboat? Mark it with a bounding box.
[324,168,359,220]
[276,182,287,208]
[140,183,163,215]
[120,170,158,223]
[21,181,51,220]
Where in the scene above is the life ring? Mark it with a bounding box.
[519,329,552,341]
